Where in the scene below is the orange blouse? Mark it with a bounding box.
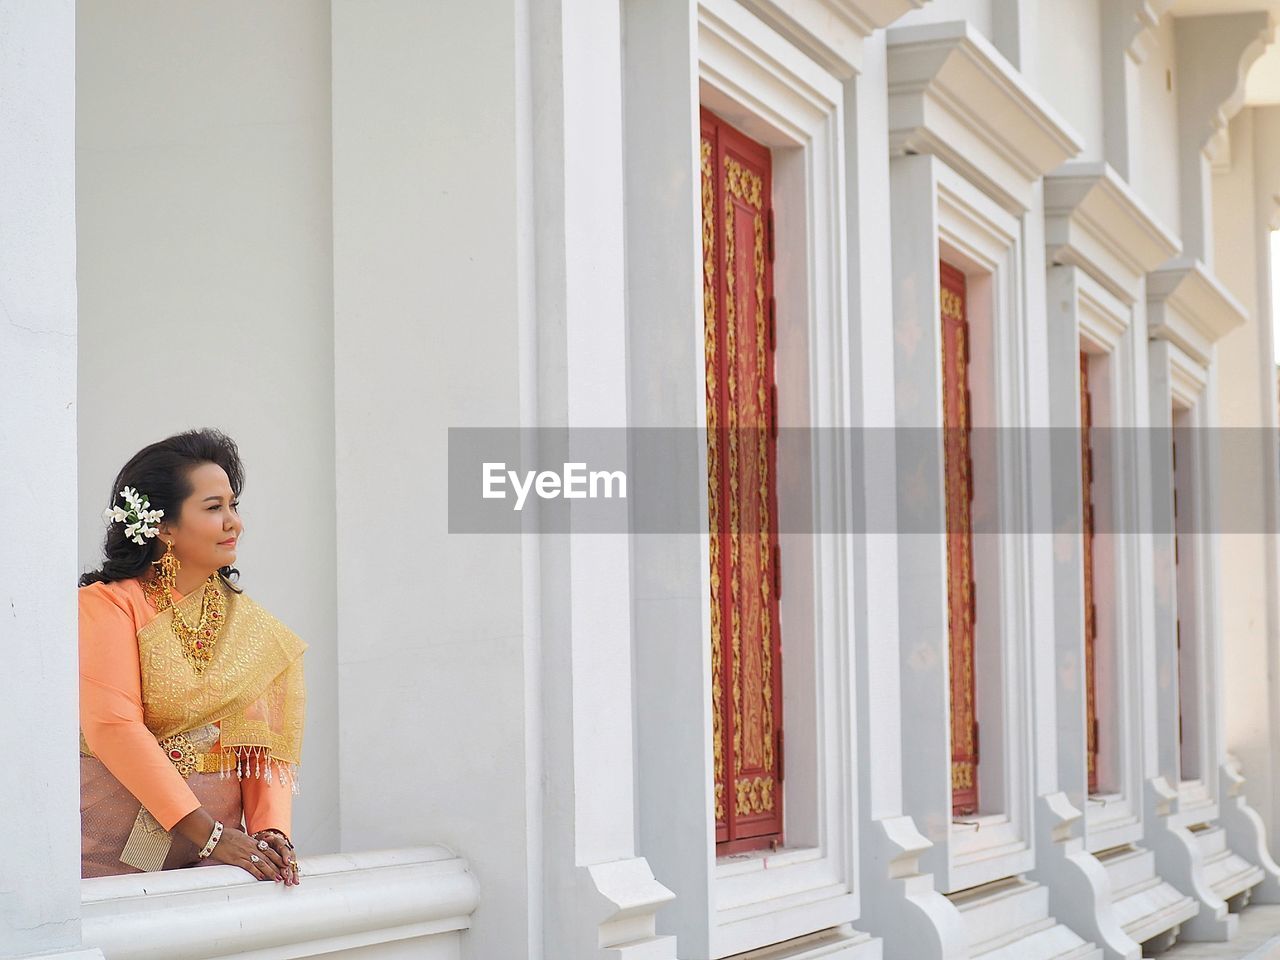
[79,578,292,835]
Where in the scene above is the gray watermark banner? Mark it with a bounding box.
[447,427,1280,534]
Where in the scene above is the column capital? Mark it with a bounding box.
[886,21,1082,211]
[1045,161,1180,302]
[1148,260,1248,365]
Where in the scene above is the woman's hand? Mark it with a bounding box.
[252,829,300,886]
[209,824,290,882]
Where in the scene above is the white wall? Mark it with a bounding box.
[1136,13,1183,240]
[0,2,81,957]
[330,3,536,958]
[75,0,339,854]
[1034,0,1104,161]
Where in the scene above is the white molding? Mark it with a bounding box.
[702,55,858,960]
[1076,272,1132,353]
[1043,266,1147,846]
[891,152,1037,893]
[698,0,843,144]
[80,847,479,960]
[629,3,871,956]
[885,20,1082,213]
[1166,342,1209,410]
[737,0,931,79]
[1044,162,1180,305]
[1147,260,1248,367]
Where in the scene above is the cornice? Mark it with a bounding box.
[886,21,1082,212]
[1044,162,1180,304]
[1147,258,1248,365]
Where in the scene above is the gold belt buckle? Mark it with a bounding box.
[158,733,198,778]
[160,729,231,779]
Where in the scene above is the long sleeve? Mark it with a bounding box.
[241,769,293,837]
[79,584,201,830]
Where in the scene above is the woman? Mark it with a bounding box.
[79,428,305,884]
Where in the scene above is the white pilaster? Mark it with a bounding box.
[529,1,677,956]
[621,1,715,955]
[848,28,968,960]
[0,2,85,958]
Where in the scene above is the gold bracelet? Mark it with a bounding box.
[198,820,224,860]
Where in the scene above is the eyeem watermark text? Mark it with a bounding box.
[483,461,628,511]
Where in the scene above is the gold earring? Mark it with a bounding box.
[156,540,180,594]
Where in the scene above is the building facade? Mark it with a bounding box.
[5,1,1280,959]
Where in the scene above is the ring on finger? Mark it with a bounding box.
[257,839,270,851]
[250,854,261,864]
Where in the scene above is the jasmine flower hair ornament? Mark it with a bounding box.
[103,486,165,546]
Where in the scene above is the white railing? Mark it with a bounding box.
[80,846,478,960]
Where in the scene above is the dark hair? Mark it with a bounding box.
[80,428,245,589]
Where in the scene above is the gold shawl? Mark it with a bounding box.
[139,580,307,774]
[85,579,306,871]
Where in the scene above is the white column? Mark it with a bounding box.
[847,33,968,960]
[0,2,91,959]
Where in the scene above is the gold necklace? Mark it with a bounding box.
[143,573,227,675]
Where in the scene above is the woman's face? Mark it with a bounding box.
[158,462,243,574]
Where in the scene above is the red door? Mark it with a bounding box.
[701,107,784,853]
[1080,353,1100,792]
[941,260,979,817]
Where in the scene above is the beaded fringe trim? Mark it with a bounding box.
[212,746,301,796]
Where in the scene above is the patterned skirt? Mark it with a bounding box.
[80,724,242,878]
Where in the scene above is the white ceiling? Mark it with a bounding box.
[1171,0,1280,104]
